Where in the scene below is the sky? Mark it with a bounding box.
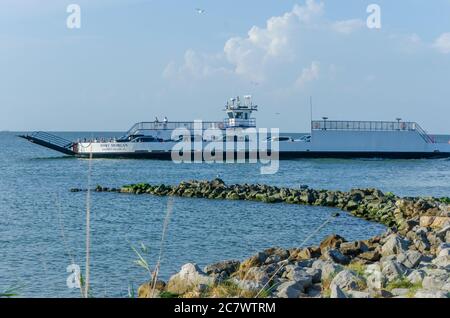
[0,0,450,133]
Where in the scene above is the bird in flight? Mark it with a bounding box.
[195,8,206,14]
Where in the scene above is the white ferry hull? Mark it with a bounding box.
[73,128,450,160]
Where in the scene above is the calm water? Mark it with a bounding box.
[1,131,449,298]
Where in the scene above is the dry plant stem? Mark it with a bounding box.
[151,198,174,297]
[85,149,93,298]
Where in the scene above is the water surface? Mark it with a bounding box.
[1,132,449,297]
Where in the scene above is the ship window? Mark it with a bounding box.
[133,137,156,142]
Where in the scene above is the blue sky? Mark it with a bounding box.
[1,0,450,133]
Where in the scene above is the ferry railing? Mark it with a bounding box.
[311,120,436,143]
[30,131,74,148]
[121,121,226,139]
[414,123,435,144]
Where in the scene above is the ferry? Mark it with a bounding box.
[19,96,450,159]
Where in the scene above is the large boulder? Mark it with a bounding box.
[420,216,450,229]
[431,255,450,269]
[381,260,407,282]
[311,259,343,282]
[322,249,350,265]
[263,247,289,265]
[381,234,410,257]
[289,247,321,261]
[166,263,216,295]
[339,241,369,257]
[396,250,422,269]
[204,260,240,278]
[275,281,303,298]
[422,273,448,291]
[435,226,450,242]
[330,285,347,298]
[330,270,366,292]
[283,268,313,292]
[320,234,347,251]
[365,264,385,290]
[407,270,426,284]
[358,250,381,263]
[244,267,270,286]
[237,252,267,278]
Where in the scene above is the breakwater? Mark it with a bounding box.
[72,179,450,298]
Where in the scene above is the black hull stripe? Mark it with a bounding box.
[74,151,450,160]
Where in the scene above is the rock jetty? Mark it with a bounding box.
[72,179,450,298]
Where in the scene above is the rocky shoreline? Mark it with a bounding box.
[73,179,450,298]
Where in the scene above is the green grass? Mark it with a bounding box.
[346,262,366,277]
[438,197,450,204]
[385,277,422,297]
[160,291,179,298]
[0,284,24,298]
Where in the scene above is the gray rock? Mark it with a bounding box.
[166,263,216,295]
[284,268,313,292]
[443,282,450,292]
[365,264,385,290]
[422,274,447,290]
[295,259,315,268]
[323,249,350,265]
[330,284,347,298]
[339,241,369,257]
[407,270,426,284]
[347,290,371,298]
[436,225,450,241]
[311,259,343,282]
[436,243,450,256]
[204,260,240,277]
[245,267,270,286]
[432,255,450,269]
[330,270,365,292]
[396,250,422,269]
[305,267,322,284]
[391,288,410,296]
[306,284,322,298]
[413,233,431,253]
[414,290,448,298]
[381,234,410,257]
[381,260,408,282]
[275,281,303,298]
[233,279,263,292]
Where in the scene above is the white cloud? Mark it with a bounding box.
[223,0,324,81]
[163,49,229,80]
[433,33,450,54]
[295,61,320,88]
[164,0,326,83]
[331,19,365,34]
